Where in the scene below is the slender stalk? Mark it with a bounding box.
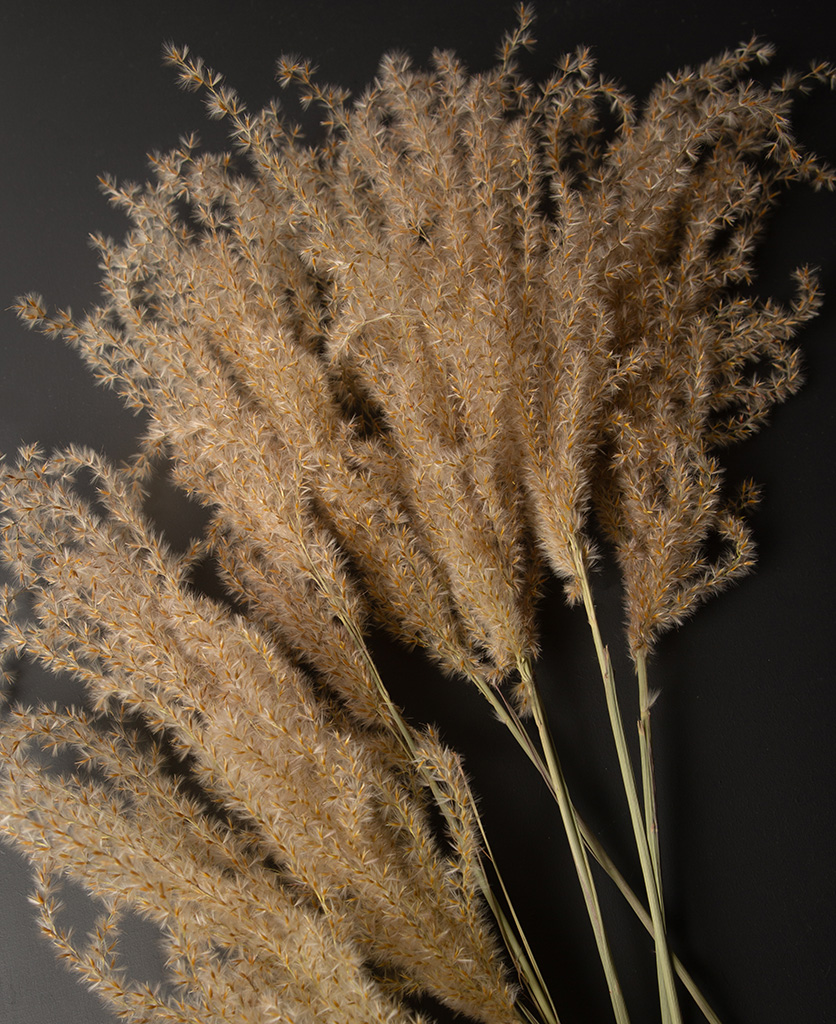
[520,656,631,1024]
[637,650,663,905]
[636,649,669,1023]
[464,668,551,777]
[459,669,722,1023]
[569,539,682,1024]
[460,632,720,1023]
[576,821,722,1024]
[475,820,562,1024]
[334,606,559,1024]
[466,678,722,1024]
[306,560,715,1024]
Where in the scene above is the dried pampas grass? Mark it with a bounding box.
[2,5,833,1023]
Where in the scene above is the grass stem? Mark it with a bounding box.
[520,656,631,1024]
[569,538,682,1024]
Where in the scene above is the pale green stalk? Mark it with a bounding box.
[461,665,632,1022]
[302,556,717,1024]
[578,822,722,1024]
[637,651,663,904]
[471,662,721,1024]
[519,655,631,1024]
[463,664,634,1022]
[637,651,669,1024]
[475,819,562,1024]
[569,538,682,1024]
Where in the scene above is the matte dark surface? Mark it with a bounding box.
[2,3,834,1022]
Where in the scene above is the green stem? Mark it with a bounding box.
[465,636,720,1024]
[637,651,668,1023]
[637,651,663,908]
[459,671,721,1023]
[520,656,631,1024]
[475,816,562,1024]
[308,558,718,1023]
[569,539,682,1024]
[577,820,723,1024]
[468,648,721,1023]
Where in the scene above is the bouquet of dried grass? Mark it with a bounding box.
[2,7,832,1023]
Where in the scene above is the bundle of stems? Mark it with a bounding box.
[2,7,832,1023]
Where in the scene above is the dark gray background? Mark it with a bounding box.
[1,2,834,1022]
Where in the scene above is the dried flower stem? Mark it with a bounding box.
[456,623,718,1020]
[637,652,663,907]
[570,539,682,1024]
[456,653,632,1021]
[466,656,721,1022]
[577,825,722,1024]
[637,650,669,1022]
[473,817,562,1024]
[520,655,631,1024]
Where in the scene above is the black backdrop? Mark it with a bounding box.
[1,2,834,1022]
